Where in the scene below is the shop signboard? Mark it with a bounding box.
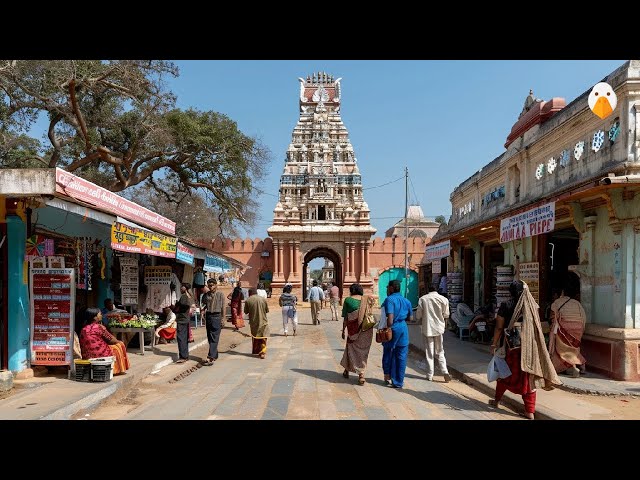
[119,257,139,305]
[55,168,176,235]
[518,262,540,304]
[176,242,195,266]
[111,222,177,258]
[204,252,232,273]
[431,261,441,274]
[425,240,450,262]
[144,266,172,285]
[500,202,555,243]
[30,268,75,366]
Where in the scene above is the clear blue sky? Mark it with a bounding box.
[167,60,624,241]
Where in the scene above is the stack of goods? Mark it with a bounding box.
[447,272,463,319]
[495,265,514,316]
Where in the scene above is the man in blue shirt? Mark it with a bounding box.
[381,280,412,388]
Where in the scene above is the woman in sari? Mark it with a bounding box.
[489,281,561,419]
[549,273,587,377]
[227,282,245,330]
[80,308,130,375]
[340,283,375,386]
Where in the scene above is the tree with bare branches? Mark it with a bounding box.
[0,60,271,229]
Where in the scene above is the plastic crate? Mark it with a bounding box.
[74,361,91,382]
[90,364,113,382]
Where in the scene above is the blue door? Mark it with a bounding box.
[378,268,419,308]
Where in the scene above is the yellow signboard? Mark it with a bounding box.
[111,222,177,258]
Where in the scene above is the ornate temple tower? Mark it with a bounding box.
[267,72,376,297]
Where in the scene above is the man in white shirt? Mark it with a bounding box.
[307,280,324,325]
[416,283,452,382]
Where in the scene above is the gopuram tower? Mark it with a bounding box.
[268,72,376,298]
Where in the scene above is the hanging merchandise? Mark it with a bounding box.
[99,247,106,280]
[143,266,173,313]
[193,268,205,288]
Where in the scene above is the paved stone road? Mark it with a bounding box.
[89,308,520,420]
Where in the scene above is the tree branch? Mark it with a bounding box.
[183,180,246,222]
[68,79,90,152]
[47,113,63,167]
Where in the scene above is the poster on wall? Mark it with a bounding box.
[119,257,139,306]
[144,266,172,285]
[47,256,65,268]
[518,262,540,304]
[30,268,75,366]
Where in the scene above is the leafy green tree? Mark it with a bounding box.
[0,60,270,229]
[435,215,446,224]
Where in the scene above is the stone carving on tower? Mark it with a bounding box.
[268,72,376,297]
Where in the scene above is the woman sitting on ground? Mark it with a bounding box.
[155,306,177,344]
[79,307,130,375]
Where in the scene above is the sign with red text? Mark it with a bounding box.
[55,168,176,235]
[425,240,451,262]
[30,268,75,366]
[500,202,555,243]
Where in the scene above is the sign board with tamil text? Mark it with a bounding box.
[30,268,76,366]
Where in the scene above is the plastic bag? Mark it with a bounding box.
[487,355,512,382]
[377,306,387,329]
[487,357,499,382]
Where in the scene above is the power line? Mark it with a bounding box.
[363,175,404,190]
[408,174,420,206]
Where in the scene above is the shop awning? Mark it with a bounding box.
[203,252,233,273]
[45,197,116,225]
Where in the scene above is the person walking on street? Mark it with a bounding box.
[340,283,375,385]
[174,283,193,364]
[227,282,245,331]
[245,287,270,359]
[329,282,341,321]
[201,278,226,366]
[489,281,561,419]
[416,283,452,382]
[549,273,587,377]
[308,280,324,325]
[279,284,298,336]
[381,279,412,388]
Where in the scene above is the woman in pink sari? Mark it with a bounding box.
[549,274,587,377]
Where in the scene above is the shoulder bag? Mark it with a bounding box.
[375,327,393,343]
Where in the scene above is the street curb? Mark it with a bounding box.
[556,382,639,398]
[41,338,210,420]
[407,343,564,420]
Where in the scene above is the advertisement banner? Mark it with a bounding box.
[518,262,540,304]
[500,202,555,243]
[425,240,450,262]
[55,168,176,235]
[204,252,232,273]
[30,268,75,366]
[111,222,177,258]
[176,242,195,266]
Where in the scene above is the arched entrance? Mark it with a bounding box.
[302,247,342,300]
[378,268,419,308]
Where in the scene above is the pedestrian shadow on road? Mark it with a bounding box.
[395,386,521,419]
[225,350,260,359]
[291,368,352,384]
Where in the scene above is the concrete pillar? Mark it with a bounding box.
[364,241,370,276]
[293,241,299,277]
[345,242,351,276]
[349,243,354,277]
[278,241,284,279]
[288,241,294,280]
[470,237,482,310]
[7,215,30,373]
[634,224,640,328]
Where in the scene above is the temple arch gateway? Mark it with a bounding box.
[268,72,376,298]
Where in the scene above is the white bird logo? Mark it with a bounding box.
[588,82,617,119]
